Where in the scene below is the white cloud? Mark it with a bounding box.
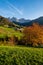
[7,5,15,15]
[6,0,23,15]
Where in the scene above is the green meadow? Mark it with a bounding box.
[0,26,22,39]
[0,46,43,65]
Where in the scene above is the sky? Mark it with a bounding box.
[0,0,43,19]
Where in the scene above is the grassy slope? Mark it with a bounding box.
[0,26,22,39]
[0,46,43,65]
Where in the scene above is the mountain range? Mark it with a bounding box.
[0,16,43,26]
[10,16,43,26]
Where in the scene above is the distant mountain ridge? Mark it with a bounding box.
[0,16,43,26]
[10,16,43,26]
[30,16,43,25]
[10,17,31,23]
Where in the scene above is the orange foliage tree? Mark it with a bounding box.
[22,23,43,47]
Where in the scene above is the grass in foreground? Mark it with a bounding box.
[0,46,43,65]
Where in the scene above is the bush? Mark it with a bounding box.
[0,35,18,46]
[22,23,43,47]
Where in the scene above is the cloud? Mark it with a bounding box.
[7,5,15,15]
[0,8,15,17]
[6,0,23,15]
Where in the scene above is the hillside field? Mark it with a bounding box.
[0,46,43,65]
[0,26,22,39]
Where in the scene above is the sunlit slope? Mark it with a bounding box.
[0,26,22,39]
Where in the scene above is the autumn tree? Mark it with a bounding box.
[21,23,43,47]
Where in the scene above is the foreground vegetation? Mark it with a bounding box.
[0,16,43,65]
[0,46,43,65]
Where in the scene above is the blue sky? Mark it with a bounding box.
[0,0,43,19]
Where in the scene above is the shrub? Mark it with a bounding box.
[20,23,43,47]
